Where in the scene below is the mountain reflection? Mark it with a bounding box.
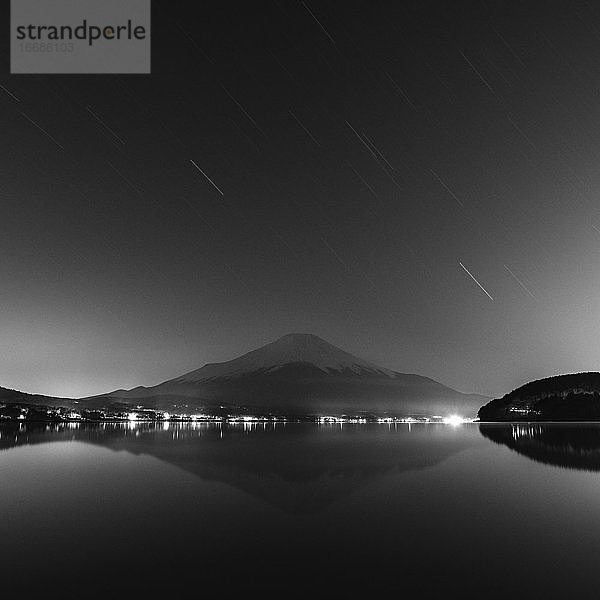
[479,423,600,471]
[0,421,476,513]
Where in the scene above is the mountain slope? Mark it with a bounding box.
[171,333,395,382]
[478,372,600,421]
[102,333,487,416]
[0,386,71,407]
[0,386,129,413]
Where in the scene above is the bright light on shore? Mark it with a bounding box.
[443,414,467,426]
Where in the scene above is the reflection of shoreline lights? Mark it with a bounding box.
[512,424,542,440]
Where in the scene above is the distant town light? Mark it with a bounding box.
[443,414,467,426]
[127,412,138,421]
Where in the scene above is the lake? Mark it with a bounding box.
[2,421,600,597]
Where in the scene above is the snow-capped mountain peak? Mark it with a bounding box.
[170,333,396,383]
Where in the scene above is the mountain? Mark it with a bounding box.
[100,333,487,416]
[170,332,396,381]
[0,387,131,419]
[478,372,600,421]
[0,386,71,407]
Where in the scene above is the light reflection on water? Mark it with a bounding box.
[480,422,600,471]
[2,422,600,596]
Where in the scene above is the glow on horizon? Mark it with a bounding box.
[443,414,469,426]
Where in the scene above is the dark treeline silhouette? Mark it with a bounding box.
[478,372,600,421]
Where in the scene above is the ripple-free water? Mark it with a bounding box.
[2,421,600,597]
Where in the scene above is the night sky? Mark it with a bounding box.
[3,1,600,399]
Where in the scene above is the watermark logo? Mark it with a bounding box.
[11,0,151,74]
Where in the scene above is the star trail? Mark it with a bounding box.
[3,0,600,399]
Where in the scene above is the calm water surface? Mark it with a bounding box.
[2,421,600,597]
